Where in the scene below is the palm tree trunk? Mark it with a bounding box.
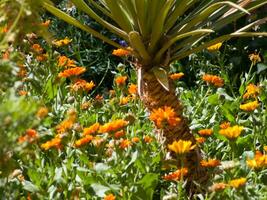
[140,71,208,193]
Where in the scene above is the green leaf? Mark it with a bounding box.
[94,163,110,172]
[152,67,169,91]
[23,181,39,193]
[91,183,110,197]
[257,63,267,74]
[208,94,219,105]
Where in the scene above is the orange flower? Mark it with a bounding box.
[220,121,230,129]
[119,96,130,105]
[58,67,86,78]
[52,37,72,47]
[18,90,28,96]
[2,50,9,60]
[163,168,188,181]
[249,53,261,65]
[95,94,104,101]
[18,129,38,143]
[243,84,260,99]
[115,76,127,86]
[40,20,50,27]
[169,72,184,80]
[119,139,131,149]
[202,74,224,87]
[114,130,125,139]
[41,138,61,150]
[131,137,140,143]
[112,48,130,57]
[71,79,95,92]
[83,123,100,136]
[98,119,128,133]
[128,84,137,95]
[240,101,259,112]
[32,44,43,54]
[104,194,116,200]
[150,106,181,128]
[209,182,227,192]
[36,54,48,62]
[144,135,153,143]
[198,129,213,137]
[219,125,244,140]
[207,42,223,52]
[246,151,267,169]
[168,140,195,155]
[229,178,246,188]
[56,112,76,134]
[75,135,94,148]
[92,136,105,147]
[58,56,76,68]
[195,137,206,144]
[36,107,48,119]
[81,101,91,110]
[109,90,116,97]
[200,159,221,168]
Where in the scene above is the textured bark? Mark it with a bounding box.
[140,71,208,194]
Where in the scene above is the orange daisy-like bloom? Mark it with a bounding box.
[75,135,94,148]
[249,53,261,65]
[114,130,126,139]
[200,159,221,168]
[163,168,188,181]
[104,194,116,200]
[150,106,181,128]
[18,129,38,143]
[144,135,153,143]
[243,84,260,99]
[169,72,184,80]
[195,137,206,144]
[41,138,61,150]
[219,125,244,140]
[99,119,128,133]
[112,48,130,57]
[131,137,140,143]
[128,84,137,95]
[2,50,9,60]
[198,129,213,137]
[71,79,95,92]
[83,123,100,136]
[58,67,86,78]
[115,76,127,86]
[246,151,267,169]
[209,182,227,192]
[119,139,131,149]
[168,140,195,155]
[32,44,43,54]
[52,37,72,47]
[40,20,51,27]
[220,121,231,129]
[202,74,224,87]
[95,94,104,101]
[36,107,48,119]
[18,90,28,96]
[240,101,259,112]
[229,178,246,188]
[58,55,76,68]
[36,54,48,62]
[119,96,130,105]
[207,42,223,52]
[56,114,76,134]
[109,90,116,97]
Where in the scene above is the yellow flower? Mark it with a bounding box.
[52,37,72,47]
[198,129,213,137]
[58,67,86,78]
[202,74,224,87]
[246,151,267,169]
[229,178,246,188]
[71,79,95,92]
[249,53,261,65]
[243,84,260,99]
[119,96,130,105]
[162,168,188,181]
[219,125,244,140]
[150,106,181,128]
[83,123,100,136]
[207,42,222,52]
[112,48,130,57]
[169,72,184,80]
[168,140,195,155]
[240,101,259,112]
[36,107,48,119]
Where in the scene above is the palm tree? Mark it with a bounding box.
[42,0,267,191]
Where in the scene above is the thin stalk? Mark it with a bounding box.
[192,87,211,119]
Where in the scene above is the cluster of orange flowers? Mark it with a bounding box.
[198,129,213,137]
[243,84,260,99]
[169,72,184,80]
[18,129,38,143]
[83,123,100,136]
[202,74,224,87]
[163,168,188,181]
[219,125,244,140]
[246,151,267,169]
[150,106,181,128]
[70,79,95,92]
[58,55,76,68]
[52,37,72,47]
[75,135,94,148]
[98,119,129,133]
[41,138,61,150]
[209,178,246,192]
[31,43,48,62]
